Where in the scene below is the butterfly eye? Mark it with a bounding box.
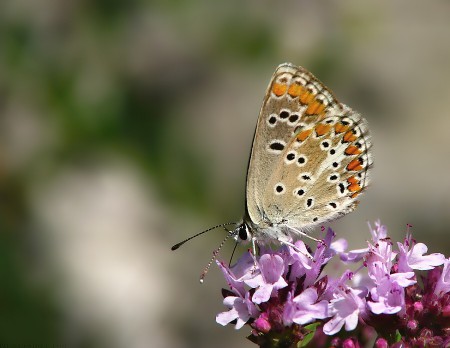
[238,224,251,241]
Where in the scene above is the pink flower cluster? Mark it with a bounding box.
[216,222,450,347]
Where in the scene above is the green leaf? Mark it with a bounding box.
[297,323,320,347]
[395,330,402,342]
[303,322,320,331]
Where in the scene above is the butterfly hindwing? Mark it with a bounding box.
[245,63,372,234]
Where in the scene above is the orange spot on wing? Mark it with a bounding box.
[272,83,287,96]
[347,176,358,185]
[345,145,362,155]
[350,192,360,199]
[297,129,312,142]
[315,123,332,136]
[288,83,305,98]
[347,176,363,195]
[343,131,357,143]
[346,158,363,171]
[306,100,326,115]
[348,183,361,192]
[299,90,315,105]
[335,123,349,134]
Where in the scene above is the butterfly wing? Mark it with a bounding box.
[245,63,372,233]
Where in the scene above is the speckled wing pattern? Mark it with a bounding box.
[245,63,372,237]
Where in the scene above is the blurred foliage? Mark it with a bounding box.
[0,0,284,344]
[0,229,61,344]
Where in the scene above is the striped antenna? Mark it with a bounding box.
[171,222,237,251]
[199,228,236,283]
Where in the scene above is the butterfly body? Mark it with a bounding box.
[238,63,372,245]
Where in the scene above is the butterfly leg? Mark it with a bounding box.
[252,237,262,256]
[276,238,314,260]
[287,226,324,244]
[249,238,259,273]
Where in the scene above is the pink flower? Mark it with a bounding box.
[368,278,406,315]
[244,254,288,304]
[397,236,445,272]
[286,240,313,281]
[288,228,336,288]
[368,220,387,241]
[283,287,329,326]
[367,239,396,273]
[340,247,369,263]
[216,292,259,329]
[323,287,366,335]
[214,221,450,346]
[366,260,415,315]
[434,258,450,296]
[341,223,392,264]
[216,251,255,297]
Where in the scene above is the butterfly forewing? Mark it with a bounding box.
[246,63,372,235]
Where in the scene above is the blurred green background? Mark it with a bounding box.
[1,1,450,347]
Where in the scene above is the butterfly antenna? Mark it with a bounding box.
[171,222,236,251]
[199,228,236,283]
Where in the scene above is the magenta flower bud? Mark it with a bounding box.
[374,338,388,348]
[330,337,341,347]
[413,301,423,313]
[407,319,418,332]
[342,338,359,348]
[253,316,271,333]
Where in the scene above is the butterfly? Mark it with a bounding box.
[173,63,373,281]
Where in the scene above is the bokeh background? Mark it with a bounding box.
[1,1,450,347]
